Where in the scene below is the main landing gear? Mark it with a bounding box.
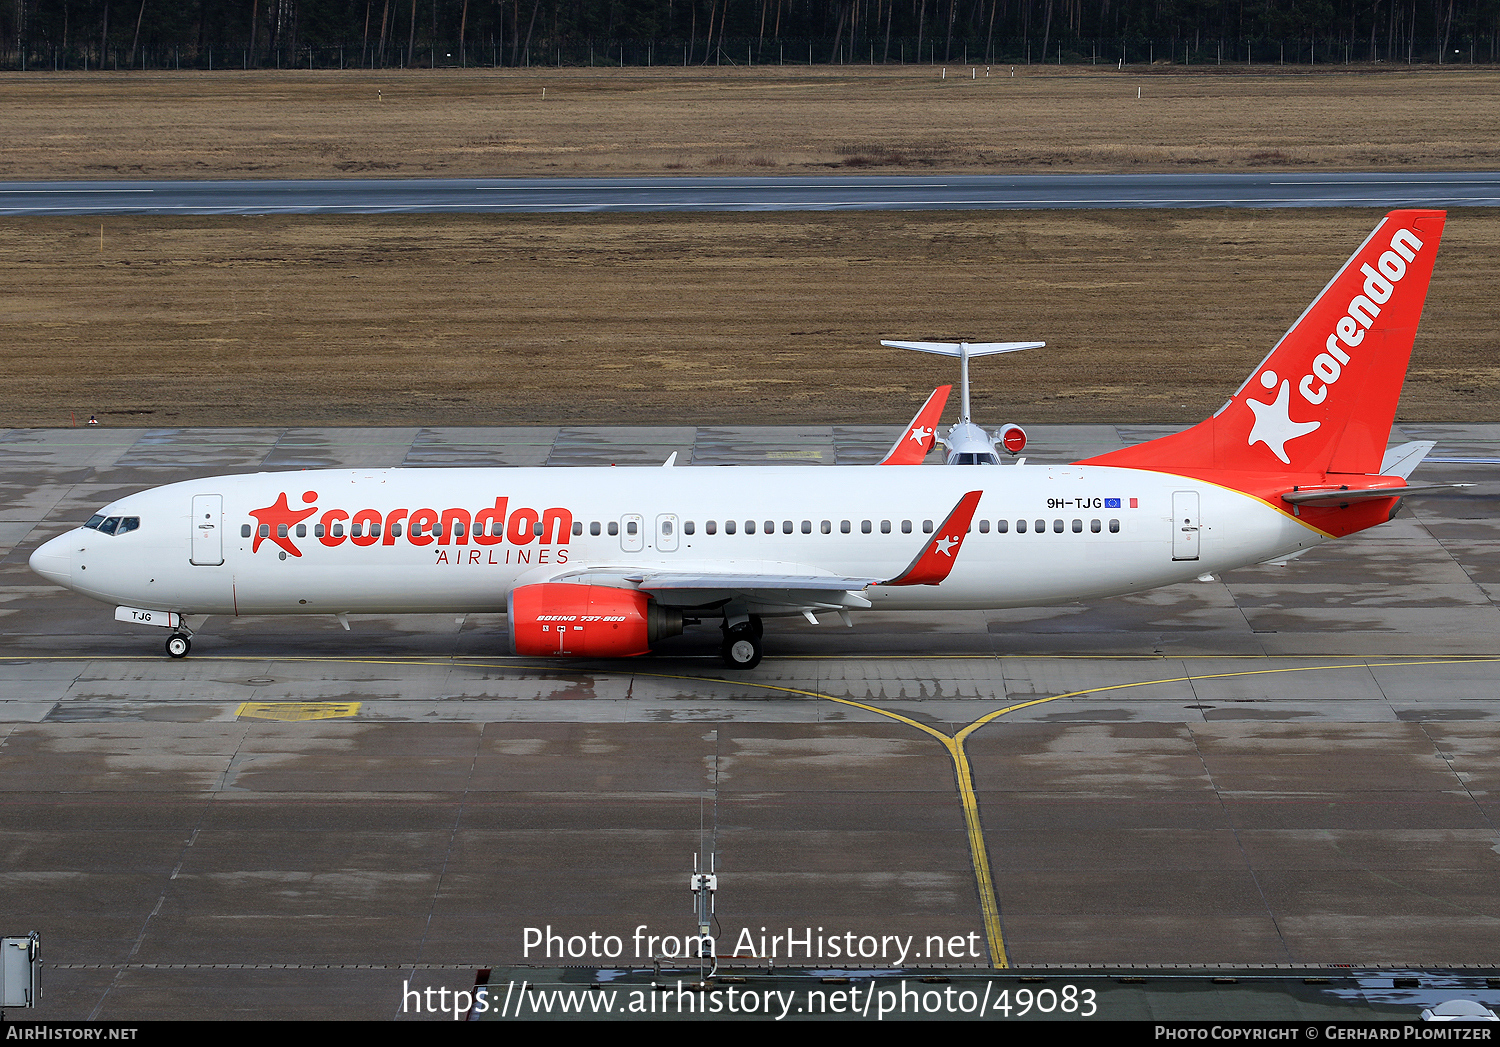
[720,615,763,670]
[165,633,191,659]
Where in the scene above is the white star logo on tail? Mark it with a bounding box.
[908,426,933,444]
[934,535,958,556]
[1245,373,1320,465]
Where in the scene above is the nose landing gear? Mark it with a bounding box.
[165,633,191,659]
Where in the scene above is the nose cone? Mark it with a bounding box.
[29,533,72,588]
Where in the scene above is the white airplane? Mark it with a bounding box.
[29,210,1461,670]
[877,341,1040,465]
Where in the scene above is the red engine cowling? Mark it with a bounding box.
[998,423,1027,455]
[508,583,683,658]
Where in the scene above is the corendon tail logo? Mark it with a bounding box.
[248,491,573,558]
[1241,224,1425,466]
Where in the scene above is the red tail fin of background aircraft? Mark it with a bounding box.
[1081,210,1446,479]
[880,385,952,465]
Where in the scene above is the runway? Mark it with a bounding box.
[3,171,1500,215]
[4,424,1500,1020]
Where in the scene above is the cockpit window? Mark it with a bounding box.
[85,515,139,536]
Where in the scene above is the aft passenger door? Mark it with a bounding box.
[1172,491,1200,561]
[190,494,224,566]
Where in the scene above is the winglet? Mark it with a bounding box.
[879,386,951,465]
[883,490,983,586]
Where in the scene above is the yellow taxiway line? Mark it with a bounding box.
[4,652,1498,967]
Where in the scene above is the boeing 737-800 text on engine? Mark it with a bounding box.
[29,210,1456,669]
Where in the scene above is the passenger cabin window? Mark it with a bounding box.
[840,521,851,534]
[684,521,695,535]
[608,522,619,536]
[922,520,934,534]
[725,520,736,534]
[1016,519,1027,533]
[745,521,756,534]
[296,524,307,538]
[259,524,270,538]
[821,521,831,534]
[979,520,990,533]
[861,521,872,534]
[590,522,601,536]
[901,520,912,534]
[706,521,717,535]
[241,524,252,538]
[1091,519,1102,533]
[573,522,583,536]
[1052,519,1063,533]
[996,520,1008,533]
[626,521,637,536]
[1109,519,1121,533]
[315,524,326,538]
[880,520,891,534]
[1072,519,1083,533]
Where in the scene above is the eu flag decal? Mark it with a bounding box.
[1104,498,1121,509]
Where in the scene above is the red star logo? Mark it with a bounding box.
[249,492,317,557]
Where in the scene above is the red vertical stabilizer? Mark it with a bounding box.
[1081,210,1446,480]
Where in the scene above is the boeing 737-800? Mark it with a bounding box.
[29,210,1456,669]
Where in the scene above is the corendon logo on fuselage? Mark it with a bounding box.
[249,491,573,563]
[1242,224,1425,465]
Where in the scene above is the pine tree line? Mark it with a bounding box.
[6,0,1500,69]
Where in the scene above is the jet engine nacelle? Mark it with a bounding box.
[508,583,684,657]
[998,424,1027,455]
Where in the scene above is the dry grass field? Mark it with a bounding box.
[3,66,1499,178]
[2,69,1495,429]
[4,208,1495,428]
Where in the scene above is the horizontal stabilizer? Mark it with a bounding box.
[1281,482,1472,506]
[881,340,1044,358]
[1379,440,1435,479]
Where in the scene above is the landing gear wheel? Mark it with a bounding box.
[721,625,763,670]
[165,634,191,659]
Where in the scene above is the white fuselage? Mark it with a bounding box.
[30,464,1324,619]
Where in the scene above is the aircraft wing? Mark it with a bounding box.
[634,572,881,612]
[879,385,951,465]
[538,490,985,612]
[541,566,879,613]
